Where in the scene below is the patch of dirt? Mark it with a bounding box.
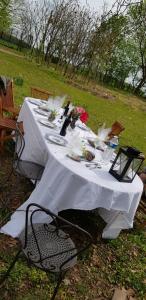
[0,47,24,59]
[66,78,146,113]
[0,145,34,223]
[66,79,116,100]
[116,92,146,112]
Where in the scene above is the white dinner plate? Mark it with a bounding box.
[28,99,42,105]
[34,108,49,116]
[38,119,56,129]
[45,133,67,146]
[39,100,47,104]
[67,153,81,162]
[38,105,51,112]
[77,123,89,131]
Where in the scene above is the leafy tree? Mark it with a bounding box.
[84,14,127,82]
[0,0,12,31]
[127,1,146,94]
[104,37,140,88]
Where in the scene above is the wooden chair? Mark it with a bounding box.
[108,121,125,138]
[0,120,23,151]
[0,96,22,151]
[1,79,20,119]
[31,86,53,100]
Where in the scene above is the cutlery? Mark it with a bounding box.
[85,162,102,169]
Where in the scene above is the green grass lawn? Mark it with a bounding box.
[0,47,146,157]
[1,47,146,300]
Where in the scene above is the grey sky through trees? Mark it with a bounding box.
[79,0,115,11]
[37,0,115,12]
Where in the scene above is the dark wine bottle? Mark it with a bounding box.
[70,114,79,129]
[60,101,70,119]
[60,111,72,136]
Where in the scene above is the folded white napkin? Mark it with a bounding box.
[95,123,111,150]
[40,96,66,111]
[67,132,83,155]
[48,96,66,110]
[97,123,111,140]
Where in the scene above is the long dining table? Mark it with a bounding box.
[0,97,143,239]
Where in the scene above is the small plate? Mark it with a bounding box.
[46,133,67,146]
[38,119,56,128]
[67,153,81,162]
[38,105,51,112]
[28,99,42,105]
[77,123,89,131]
[88,139,96,148]
[34,108,49,116]
[39,100,47,104]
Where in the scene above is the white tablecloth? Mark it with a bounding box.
[1,98,143,239]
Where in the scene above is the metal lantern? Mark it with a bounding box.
[109,146,145,182]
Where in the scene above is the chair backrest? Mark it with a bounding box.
[14,122,25,164]
[31,87,53,100]
[22,203,92,271]
[1,79,14,109]
[0,95,3,117]
[108,121,125,138]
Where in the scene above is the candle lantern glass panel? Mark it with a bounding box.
[109,147,145,182]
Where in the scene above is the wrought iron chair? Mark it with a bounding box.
[31,87,53,100]
[0,122,44,209]
[12,123,44,184]
[0,203,93,299]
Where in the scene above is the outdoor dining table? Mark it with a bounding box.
[0,97,143,239]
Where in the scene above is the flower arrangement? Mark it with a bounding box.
[48,109,58,121]
[73,106,89,123]
[82,149,95,161]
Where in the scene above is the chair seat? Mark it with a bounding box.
[0,117,17,130]
[20,224,77,272]
[3,106,20,116]
[13,160,44,180]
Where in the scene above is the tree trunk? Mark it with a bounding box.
[134,78,145,94]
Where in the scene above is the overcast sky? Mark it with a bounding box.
[79,0,115,11]
[37,0,115,12]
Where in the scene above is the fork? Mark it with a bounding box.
[85,162,102,169]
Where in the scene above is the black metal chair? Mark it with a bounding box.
[0,203,93,299]
[13,122,44,184]
[0,122,44,209]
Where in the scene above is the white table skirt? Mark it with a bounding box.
[0,98,143,239]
